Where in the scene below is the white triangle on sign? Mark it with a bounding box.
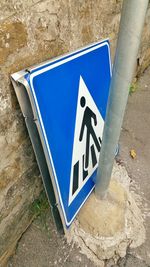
[68,76,104,205]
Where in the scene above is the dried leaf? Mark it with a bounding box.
[130,149,136,159]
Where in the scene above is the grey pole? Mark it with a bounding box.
[95,0,149,199]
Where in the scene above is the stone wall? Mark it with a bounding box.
[0,0,150,265]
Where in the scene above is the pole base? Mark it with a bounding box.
[66,163,145,267]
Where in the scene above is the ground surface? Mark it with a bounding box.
[8,66,150,267]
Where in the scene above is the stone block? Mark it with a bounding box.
[0,21,27,65]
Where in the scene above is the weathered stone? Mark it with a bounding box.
[0,21,27,64]
[0,164,42,264]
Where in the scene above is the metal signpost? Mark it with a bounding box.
[11,40,111,230]
[95,0,149,199]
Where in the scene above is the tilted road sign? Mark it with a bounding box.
[11,40,111,229]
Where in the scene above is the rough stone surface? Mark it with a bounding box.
[78,179,126,237]
[0,0,150,265]
[0,22,27,65]
[66,164,145,267]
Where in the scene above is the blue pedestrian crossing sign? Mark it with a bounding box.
[14,40,111,228]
